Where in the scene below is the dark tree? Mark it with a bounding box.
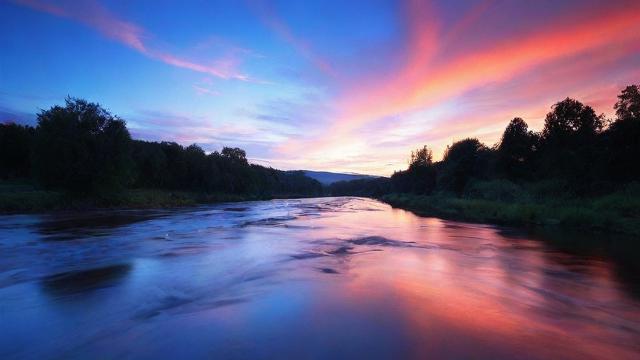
[538,98,604,188]
[542,98,604,140]
[607,84,640,181]
[32,97,133,193]
[131,140,168,188]
[221,147,248,165]
[329,177,391,197]
[496,118,537,180]
[401,145,437,194]
[0,123,34,179]
[438,138,492,195]
[614,85,640,121]
[410,145,433,168]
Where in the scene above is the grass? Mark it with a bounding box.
[0,180,271,213]
[381,184,640,236]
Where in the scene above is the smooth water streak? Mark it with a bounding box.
[0,197,638,359]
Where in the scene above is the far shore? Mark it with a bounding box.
[0,182,317,214]
[380,193,640,237]
[2,182,638,239]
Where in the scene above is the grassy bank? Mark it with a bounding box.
[0,181,302,213]
[381,189,640,236]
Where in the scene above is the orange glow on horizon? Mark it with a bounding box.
[277,4,640,174]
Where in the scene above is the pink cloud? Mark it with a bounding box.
[276,2,640,173]
[193,85,220,96]
[15,0,249,81]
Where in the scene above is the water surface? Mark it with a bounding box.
[1,197,638,359]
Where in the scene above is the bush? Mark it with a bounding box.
[463,179,528,202]
[32,97,133,194]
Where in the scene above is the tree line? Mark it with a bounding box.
[329,84,640,198]
[0,98,323,197]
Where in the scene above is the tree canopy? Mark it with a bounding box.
[0,97,322,198]
[32,97,133,193]
[383,84,640,198]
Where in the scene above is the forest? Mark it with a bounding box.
[2,84,639,233]
[0,98,322,210]
[328,85,640,234]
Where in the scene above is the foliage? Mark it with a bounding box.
[0,97,322,205]
[2,84,640,218]
[31,97,133,194]
[607,85,640,182]
[381,85,640,200]
[328,177,391,197]
[409,145,433,168]
[496,118,538,180]
[538,98,605,187]
[614,84,640,121]
[381,191,640,236]
[391,145,437,194]
[438,138,492,195]
[0,123,34,179]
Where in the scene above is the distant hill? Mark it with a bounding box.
[298,170,379,185]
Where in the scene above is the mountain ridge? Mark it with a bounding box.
[296,170,381,185]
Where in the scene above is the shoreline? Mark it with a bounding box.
[380,193,640,237]
[0,188,320,215]
[3,188,638,238]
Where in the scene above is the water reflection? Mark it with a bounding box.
[41,264,131,297]
[0,197,638,359]
[33,210,169,241]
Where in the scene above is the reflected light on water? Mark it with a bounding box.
[0,197,638,359]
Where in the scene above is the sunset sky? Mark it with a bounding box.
[1,0,639,175]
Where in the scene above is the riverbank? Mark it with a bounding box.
[0,181,311,213]
[381,192,640,237]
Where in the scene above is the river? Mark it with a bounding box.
[0,197,638,359]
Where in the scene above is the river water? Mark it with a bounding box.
[0,197,638,359]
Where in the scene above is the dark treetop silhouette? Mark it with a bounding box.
[0,97,323,204]
[326,85,640,235]
[1,86,640,234]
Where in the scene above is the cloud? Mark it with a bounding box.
[14,0,250,80]
[193,85,220,97]
[126,109,298,158]
[0,107,35,125]
[249,0,337,78]
[275,2,640,173]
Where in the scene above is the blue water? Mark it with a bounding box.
[0,197,638,359]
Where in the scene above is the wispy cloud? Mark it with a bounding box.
[276,1,640,173]
[193,85,220,97]
[249,0,337,79]
[14,0,250,80]
[126,109,297,157]
[0,106,35,125]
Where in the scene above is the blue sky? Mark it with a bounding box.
[2,0,639,175]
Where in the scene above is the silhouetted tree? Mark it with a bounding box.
[538,98,604,187]
[614,85,640,121]
[0,123,34,179]
[221,147,248,165]
[607,84,640,181]
[438,138,492,195]
[542,98,604,139]
[329,177,391,197]
[131,140,168,188]
[32,98,133,193]
[410,145,433,168]
[496,118,538,180]
[405,145,437,194]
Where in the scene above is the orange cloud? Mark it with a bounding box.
[15,0,249,80]
[278,3,640,167]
